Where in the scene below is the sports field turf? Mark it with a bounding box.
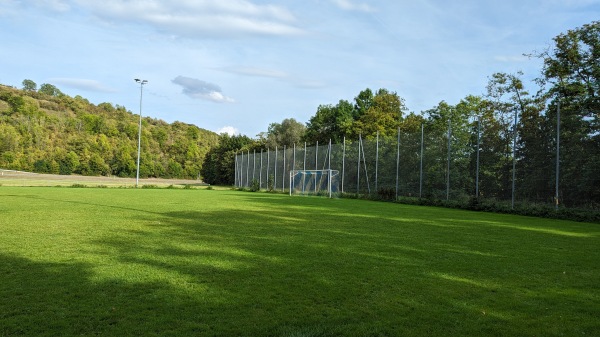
[0,187,598,336]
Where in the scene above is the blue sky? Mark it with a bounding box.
[1,0,599,137]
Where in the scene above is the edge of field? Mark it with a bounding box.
[0,169,214,188]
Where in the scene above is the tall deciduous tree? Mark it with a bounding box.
[264,118,306,148]
[537,20,600,205]
[22,79,37,92]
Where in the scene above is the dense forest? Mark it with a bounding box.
[206,21,599,209]
[0,83,219,179]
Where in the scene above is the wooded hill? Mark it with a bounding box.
[0,84,219,180]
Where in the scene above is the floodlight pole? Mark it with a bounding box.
[134,79,147,188]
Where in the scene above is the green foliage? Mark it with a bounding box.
[249,178,260,192]
[21,79,37,92]
[0,83,219,180]
[201,133,254,185]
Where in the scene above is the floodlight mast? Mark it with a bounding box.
[134,79,148,188]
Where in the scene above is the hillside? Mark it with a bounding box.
[0,83,219,180]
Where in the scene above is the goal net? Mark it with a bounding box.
[289,169,340,198]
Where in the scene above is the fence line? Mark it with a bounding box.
[235,123,599,210]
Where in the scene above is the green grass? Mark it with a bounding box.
[0,187,598,336]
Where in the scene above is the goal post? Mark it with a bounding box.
[289,169,340,198]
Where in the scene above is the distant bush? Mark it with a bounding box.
[70,183,86,188]
[141,184,158,189]
[249,179,260,192]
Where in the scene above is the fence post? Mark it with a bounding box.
[246,150,250,188]
[342,137,346,194]
[315,141,318,194]
[329,139,332,198]
[303,142,307,193]
[282,145,286,192]
[511,107,517,209]
[260,150,263,190]
[555,99,561,210]
[375,131,379,193]
[253,150,256,183]
[476,117,480,198]
[267,149,270,190]
[396,127,400,199]
[419,124,424,199]
[357,134,361,195]
[447,119,451,201]
[274,146,278,191]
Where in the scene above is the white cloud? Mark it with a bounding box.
[216,126,239,136]
[48,78,116,93]
[330,0,376,12]
[172,76,235,104]
[72,0,304,38]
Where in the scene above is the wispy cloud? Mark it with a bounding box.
[72,0,304,38]
[172,76,234,103]
[35,0,70,12]
[330,0,376,12]
[48,78,116,93]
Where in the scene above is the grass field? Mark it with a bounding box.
[0,187,598,336]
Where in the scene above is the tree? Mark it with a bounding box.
[351,89,407,139]
[536,20,600,205]
[38,83,63,97]
[304,100,354,144]
[264,118,306,148]
[22,79,37,92]
[201,134,254,185]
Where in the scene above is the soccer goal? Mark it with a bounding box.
[289,169,340,198]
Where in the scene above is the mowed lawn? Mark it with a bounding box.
[0,187,598,336]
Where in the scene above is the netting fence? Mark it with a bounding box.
[234,124,599,209]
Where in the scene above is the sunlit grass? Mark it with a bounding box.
[0,187,598,336]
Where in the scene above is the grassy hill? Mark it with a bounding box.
[0,83,219,180]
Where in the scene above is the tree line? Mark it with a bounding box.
[203,21,599,208]
[0,83,219,179]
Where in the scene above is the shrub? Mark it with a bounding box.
[249,179,260,192]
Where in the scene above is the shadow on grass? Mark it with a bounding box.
[2,191,599,336]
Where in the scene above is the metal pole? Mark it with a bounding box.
[357,134,361,195]
[555,99,561,210]
[267,148,270,190]
[315,141,318,194]
[260,150,263,189]
[512,107,517,209]
[419,123,424,199]
[253,150,256,183]
[274,146,278,191]
[447,118,451,201]
[476,116,480,198]
[396,127,400,199]
[282,145,286,192]
[328,139,332,198]
[375,131,379,193]
[134,79,147,188]
[342,137,346,194]
[246,150,250,188]
[303,142,306,194]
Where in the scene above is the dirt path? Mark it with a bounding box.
[0,169,208,187]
